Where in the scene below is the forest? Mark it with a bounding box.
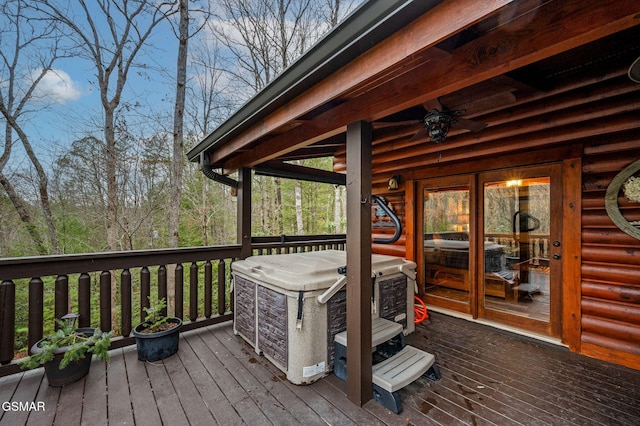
[0,0,362,259]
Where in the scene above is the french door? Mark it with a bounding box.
[419,164,563,337]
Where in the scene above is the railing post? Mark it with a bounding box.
[121,269,132,337]
[28,277,44,350]
[0,280,15,365]
[100,271,111,332]
[175,264,183,319]
[204,260,212,318]
[218,259,226,315]
[190,262,198,322]
[158,265,167,317]
[54,275,69,330]
[78,273,91,328]
[141,266,150,323]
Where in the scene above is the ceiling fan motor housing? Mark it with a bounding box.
[423,110,455,142]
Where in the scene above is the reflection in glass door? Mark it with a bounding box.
[480,167,561,336]
[423,181,472,310]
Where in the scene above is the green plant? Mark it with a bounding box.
[139,296,171,333]
[20,319,112,370]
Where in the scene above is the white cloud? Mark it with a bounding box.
[32,69,82,104]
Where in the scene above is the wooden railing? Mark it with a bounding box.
[0,235,346,377]
[485,233,551,259]
[251,233,346,255]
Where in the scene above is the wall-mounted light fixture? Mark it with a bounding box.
[388,175,400,191]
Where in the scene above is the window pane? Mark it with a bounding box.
[423,186,470,304]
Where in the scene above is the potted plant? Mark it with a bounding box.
[20,313,112,387]
[133,296,183,362]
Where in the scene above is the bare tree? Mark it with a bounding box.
[33,0,176,330]
[34,0,178,254]
[0,0,70,255]
[214,0,317,95]
[187,37,237,137]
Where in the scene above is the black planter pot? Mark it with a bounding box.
[133,318,183,362]
[31,328,96,387]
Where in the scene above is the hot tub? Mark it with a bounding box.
[231,250,416,384]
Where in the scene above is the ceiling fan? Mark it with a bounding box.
[373,84,518,143]
[411,98,487,143]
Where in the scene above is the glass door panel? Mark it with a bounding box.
[481,170,559,334]
[423,184,471,307]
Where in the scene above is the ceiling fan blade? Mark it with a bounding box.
[452,117,487,132]
[409,126,430,142]
[422,98,443,112]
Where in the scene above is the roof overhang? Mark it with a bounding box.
[187,0,443,164]
[187,0,640,179]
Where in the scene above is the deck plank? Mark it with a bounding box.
[184,331,244,425]
[219,326,330,426]
[1,369,43,426]
[245,335,362,426]
[79,358,108,426]
[178,330,244,425]
[105,348,135,426]
[192,327,271,425]
[144,356,190,425]
[2,313,639,425]
[411,313,640,425]
[432,336,635,424]
[201,326,300,425]
[51,375,85,425]
[163,338,218,425]
[122,346,163,426]
[0,371,24,425]
[312,374,387,425]
[27,372,60,426]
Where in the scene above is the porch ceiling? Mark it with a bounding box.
[187,0,640,177]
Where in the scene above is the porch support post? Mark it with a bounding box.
[345,121,373,406]
[237,167,252,259]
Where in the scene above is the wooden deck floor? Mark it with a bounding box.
[2,312,639,425]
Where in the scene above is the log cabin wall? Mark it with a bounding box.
[581,138,640,368]
[333,61,640,369]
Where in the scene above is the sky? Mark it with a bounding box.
[2,0,183,169]
[2,0,365,175]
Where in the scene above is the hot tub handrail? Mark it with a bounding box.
[371,195,402,244]
[317,275,347,304]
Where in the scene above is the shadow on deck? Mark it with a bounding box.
[2,312,639,425]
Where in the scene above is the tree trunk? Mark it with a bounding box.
[0,173,47,255]
[295,179,304,234]
[167,0,189,316]
[104,106,119,332]
[334,185,343,233]
[14,124,60,254]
